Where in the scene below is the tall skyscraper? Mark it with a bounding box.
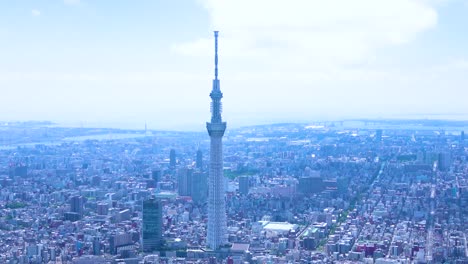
[206,31,228,250]
[152,169,162,183]
[239,176,249,196]
[375,129,383,142]
[142,197,163,252]
[177,168,192,196]
[196,149,203,169]
[461,131,465,142]
[92,237,101,255]
[438,152,451,172]
[191,171,208,204]
[169,149,176,168]
[70,195,84,219]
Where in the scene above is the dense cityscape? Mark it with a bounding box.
[2,0,468,262]
[1,28,468,264]
[0,118,466,264]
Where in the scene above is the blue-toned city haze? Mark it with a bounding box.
[0,0,467,130]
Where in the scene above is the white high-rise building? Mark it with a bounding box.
[206,31,228,250]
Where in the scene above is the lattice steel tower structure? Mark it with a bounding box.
[206,30,228,250]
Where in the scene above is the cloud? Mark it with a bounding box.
[64,0,80,5]
[169,1,468,122]
[31,9,41,16]
[174,0,438,69]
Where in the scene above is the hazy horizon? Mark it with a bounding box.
[1,0,468,130]
[3,112,468,132]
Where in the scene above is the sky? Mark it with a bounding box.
[0,0,467,130]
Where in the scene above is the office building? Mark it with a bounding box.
[239,176,249,195]
[109,233,133,255]
[196,149,203,169]
[170,149,176,168]
[177,168,192,196]
[152,169,162,183]
[438,152,451,172]
[299,177,324,195]
[142,197,163,252]
[191,171,208,204]
[375,129,383,142]
[70,195,84,219]
[93,237,101,255]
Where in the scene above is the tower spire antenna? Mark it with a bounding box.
[214,31,219,80]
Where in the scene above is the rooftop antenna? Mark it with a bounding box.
[214,30,219,80]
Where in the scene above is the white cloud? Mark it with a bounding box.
[168,0,468,122]
[31,9,41,16]
[174,0,438,69]
[169,0,463,121]
[64,0,80,5]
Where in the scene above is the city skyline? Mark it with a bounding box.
[1,0,468,130]
[0,1,467,262]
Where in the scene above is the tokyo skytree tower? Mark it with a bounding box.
[206,31,228,250]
